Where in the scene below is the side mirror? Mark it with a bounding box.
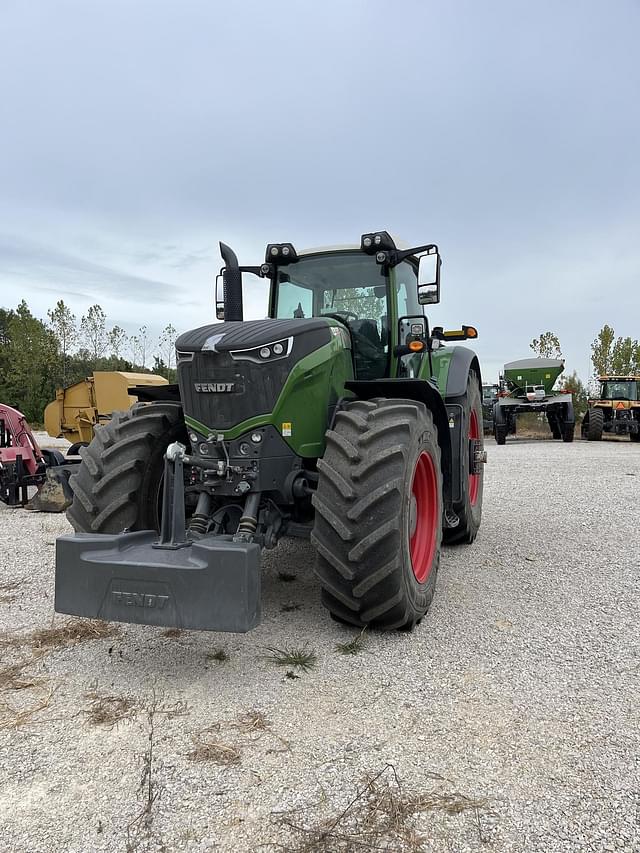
[417,250,441,304]
[215,273,224,320]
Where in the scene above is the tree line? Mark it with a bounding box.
[528,327,640,417]
[0,299,177,422]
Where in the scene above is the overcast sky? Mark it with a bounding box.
[1,0,639,383]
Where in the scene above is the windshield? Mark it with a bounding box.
[275,252,388,321]
[600,381,637,401]
[274,251,390,379]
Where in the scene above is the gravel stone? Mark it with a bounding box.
[0,438,638,852]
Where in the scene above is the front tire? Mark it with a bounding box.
[67,403,187,534]
[311,397,442,630]
[444,370,484,545]
[586,408,604,441]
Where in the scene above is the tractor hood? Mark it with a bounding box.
[176,318,332,354]
[175,318,352,440]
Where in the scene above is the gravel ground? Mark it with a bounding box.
[0,438,638,852]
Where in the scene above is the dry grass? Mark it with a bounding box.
[187,725,242,765]
[187,708,291,764]
[274,764,490,851]
[0,648,53,729]
[335,629,367,656]
[0,618,118,730]
[233,709,269,735]
[0,579,22,604]
[0,686,55,730]
[84,683,139,727]
[162,628,183,639]
[265,646,317,672]
[30,619,118,650]
[0,656,46,692]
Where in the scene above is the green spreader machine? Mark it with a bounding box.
[54,232,486,633]
[492,358,574,445]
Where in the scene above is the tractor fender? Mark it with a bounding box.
[344,379,454,508]
[444,347,482,399]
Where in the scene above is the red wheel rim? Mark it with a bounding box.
[409,452,439,583]
[469,408,480,507]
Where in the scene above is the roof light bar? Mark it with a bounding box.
[360,231,396,254]
[265,243,298,264]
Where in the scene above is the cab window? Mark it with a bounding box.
[274,251,389,379]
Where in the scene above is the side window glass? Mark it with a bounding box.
[394,262,421,317]
[276,281,313,318]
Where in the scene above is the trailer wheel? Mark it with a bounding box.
[547,413,561,439]
[586,408,604,441]
[630,429,640,443]
[495,424,507,445]
[311,397,442,630]
[444,370,484,545]
[67,403,187,534]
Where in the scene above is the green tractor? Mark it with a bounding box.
[55,232,486,633]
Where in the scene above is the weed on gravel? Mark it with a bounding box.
[275,763,491,851]
[335,629,367,656]
[206,648,229,663]
[265,646,317,672]
[125,693,164,852]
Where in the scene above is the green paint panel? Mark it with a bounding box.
[426,348,453,397]
[186,338,354,458]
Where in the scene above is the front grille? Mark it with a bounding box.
[178,351,291,430]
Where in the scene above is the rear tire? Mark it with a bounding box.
[586,408,604,441]
[311,397,442,630]
[443,370,484,545]
[495,424,507,445]
[67,403,186,534]
[630,429,640,443]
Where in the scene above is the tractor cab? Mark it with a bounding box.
[216,231,444,382]
[597,377,639,402]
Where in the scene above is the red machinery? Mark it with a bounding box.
[0,404,73,511]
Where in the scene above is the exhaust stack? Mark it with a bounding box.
[219,242,243,322]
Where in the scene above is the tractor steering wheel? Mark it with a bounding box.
[322,310,359,324]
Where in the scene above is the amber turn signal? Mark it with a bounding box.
[408,340,425,352]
